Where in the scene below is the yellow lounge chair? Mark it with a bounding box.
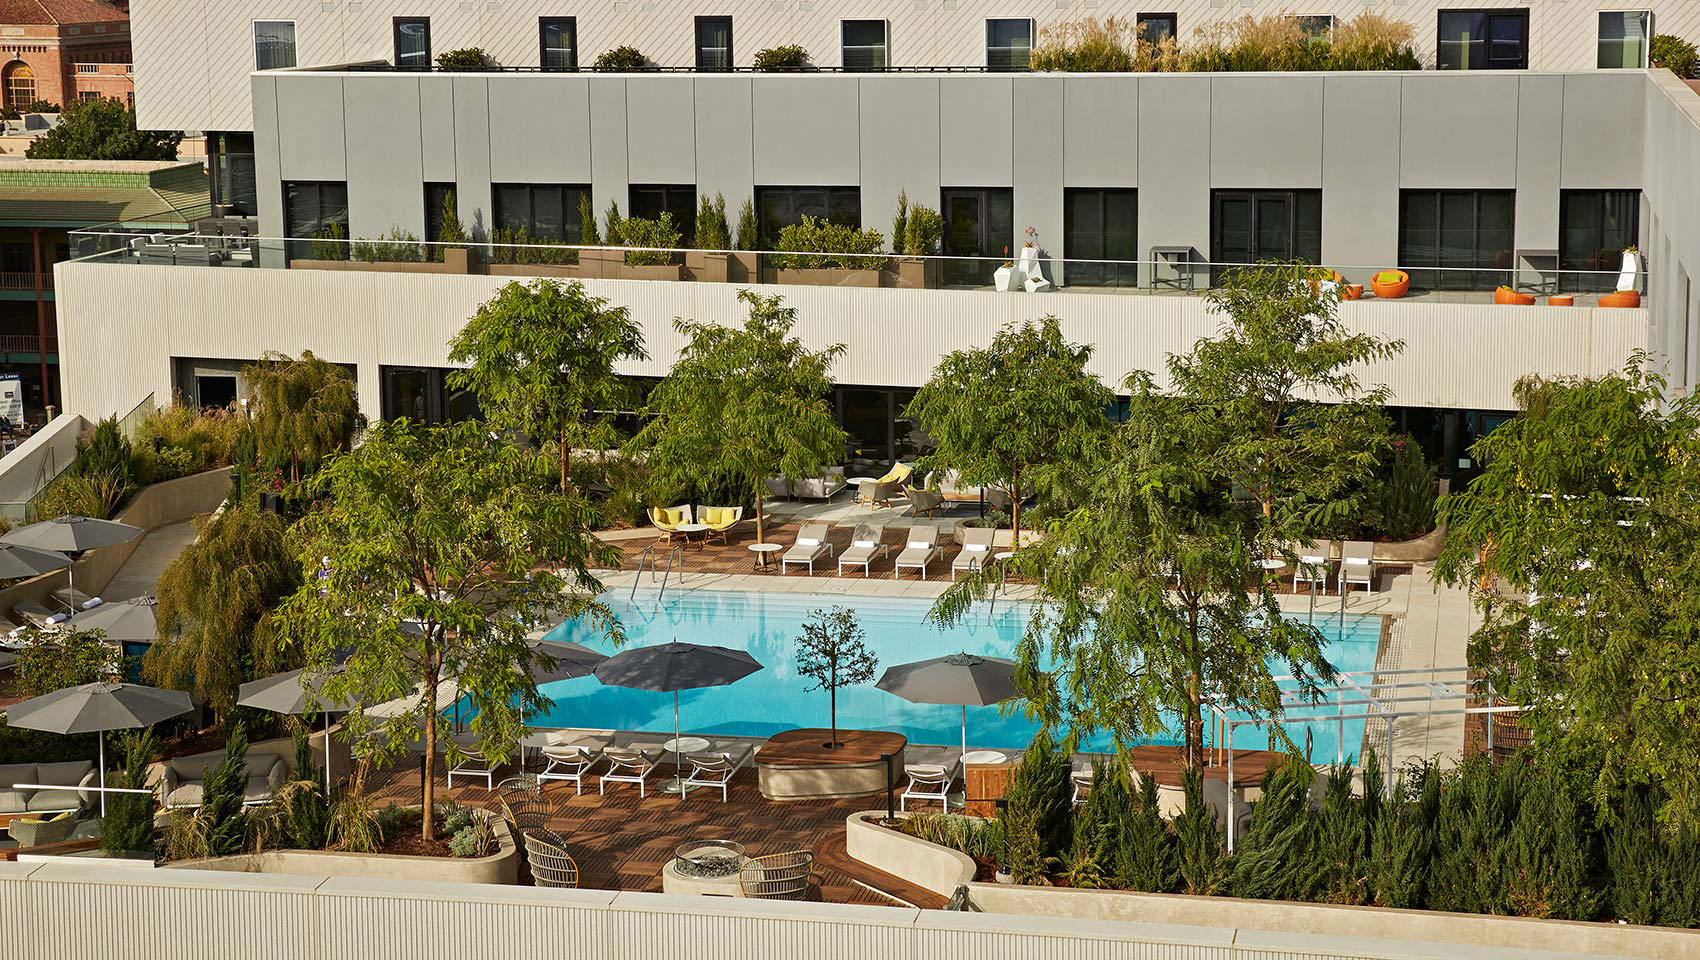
[858,463,913,507]
[698,505,745,544]
[648,504,693,541]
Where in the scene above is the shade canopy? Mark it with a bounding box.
[6,681,192,735]
[592,641,763,693]
[2,515,143,554]
[0,543,73,580]
[528,637,608,684]
[236,664,361,716]
[67,594,158,644]
[875,652,1018,706]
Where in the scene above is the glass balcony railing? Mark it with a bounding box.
[64,226,1648,306]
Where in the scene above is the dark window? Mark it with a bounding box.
[1560,190,1638,292]
[696,16,732,71]
[1437,9,1529,70]
[629,184,696,243]
[1294,15,1335,42]
[540,17,578,70]
[1064,188,1139,287]
[1398,189,1515,290]
[1210,189,1321,281]
[209,132,256,216]
[941,187,1014,286]
[834,385,920,468]
[283,181,348,260]
[381,367,479,423]
[424,182,456,245]
[842,19,888,71]
[1597,12,1650,68]
[492,183,589,242]
[986,19,1032,71]
[754,186,860,247]
[253,20,297,70]
[393,17,431,70]
[1137,13,1178,46]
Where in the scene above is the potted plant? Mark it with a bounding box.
[886,192,943,289]
[485,226,581,277]
[295,225,465,274]
[611,212,685,280]
[1493,285,1535,305]
[685,193,732,282]
[730,198,760,283]
[771,216,887,286]
[993,247,1018,292]
[1618,244,1641,292]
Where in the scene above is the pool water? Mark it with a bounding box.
[533,589,1383,757]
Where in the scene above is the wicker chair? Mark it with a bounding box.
[738,850,814,900]
[524,828,580,888]
[495,775,552,834]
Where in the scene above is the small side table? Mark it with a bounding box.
[675,522,708,548]
[748,542,783,571]
[993,550,1015,589]
[658,736,713,794]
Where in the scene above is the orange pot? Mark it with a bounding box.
[1494,287,1535,305]
[1597,290,1642,308]
[1370,270,1409,300]
[1547,295,1574,306]
[1344,284,1363,301]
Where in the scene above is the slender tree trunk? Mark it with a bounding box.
[755,488,766,545]
[421,652,441,842]
[559,425,569,494]
[1011,465,1023,551]
[1185,609,1204,771]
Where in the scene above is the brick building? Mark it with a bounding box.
[0,0,131,113]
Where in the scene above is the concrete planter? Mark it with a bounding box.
[486,262,582,279]
[885,257,940,289]
[291,259,458,274]
[727,251,759,283]
[775,266,882,287]
[845,812,975,895]
[612,261,685,281]
[168,812,518,885]
[685,250,729,282]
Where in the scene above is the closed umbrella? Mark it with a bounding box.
[237,664,359,794]
[2,515,143,599]
[876,652,1019,756]
[593,640,763,796]
[6,681,193,815]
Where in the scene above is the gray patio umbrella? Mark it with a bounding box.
[6,681,194,815]
[527,637,608,684]
[592,641,764,797]
[2,515,143,599]
[237,664,359,793]
[0,543,72,581]
[876,652,1019,755]
[67,594,158,645]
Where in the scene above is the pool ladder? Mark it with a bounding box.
[631,542,686,604]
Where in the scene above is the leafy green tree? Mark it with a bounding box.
[16,628,117,696]
[906,317,1113,547]
[1434,361,1700,828]
[1379,435,1437,540]
[244,350,363,484]
[276,419,621,840]
[794,606,878,748]
[145,506,302,720]
[629,290,847,544]
[1180,263,1400,536]
[447,279,647,493]
[25,97,181,160]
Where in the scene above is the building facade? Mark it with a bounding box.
[1,0,132,112]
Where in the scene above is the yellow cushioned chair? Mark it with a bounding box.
[699,505,745,543]
[648,504,693,540]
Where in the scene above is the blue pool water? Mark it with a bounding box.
[533,589,1383,756]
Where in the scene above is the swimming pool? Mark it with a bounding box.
[534,589,1383,757]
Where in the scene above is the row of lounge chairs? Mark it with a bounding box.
[782,523,1001,580]
[537,739,755,802]
[1289,539,1378,594]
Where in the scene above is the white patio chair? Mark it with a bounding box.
[446,747,501,789]
[681,745,753,802]
[1338,540,1374,594]
[538,744,603,796]
[952,526,995,578]
[1070,766,1095,805]
[894,525,940,580]
[837,524,887,576]
[781,522,834,575]
[599,746,662,797]
[900,760,960,812]
[1292,541,1332,594]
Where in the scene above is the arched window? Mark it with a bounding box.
[3,63,35,109]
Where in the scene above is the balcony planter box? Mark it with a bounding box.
[885,257,939,289]
[612,261,685,281]
[291,259,459,274]
[576,247,622,279]
[728,251,759,283]
[775,266,881,288]
[486,263,582,278]
[685,251,729,283]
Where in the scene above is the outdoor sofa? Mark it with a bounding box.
[157,752,288,808]
[0,760,99,820]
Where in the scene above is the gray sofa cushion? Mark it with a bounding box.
[26,789,81,812]
[164,755,288,807]
[0,789,29,815]
[165,755,222,781]
[0,763,35,815]
[165,783,203,808]
[36,761,94,787]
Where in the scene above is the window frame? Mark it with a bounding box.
[1558,189,1640,292]
[985,18,1034,72]
[392,16,432,71]
[628,184,697,242]
[941,186,1015,287]
[841,18,889,72]
[1063,187,1140,288]
[1397,188,1516,291]
[424,182,456,246]
[1293,15,1336,43]
[1436,8,1530,71]
[1209,189,1323,281]
[491,182,590,244]
[1136,13,1178,46]
[282,180,349,260]
[1596,10,1651,69]
[252,19,297,71]
[539,16,578,71]
[753,186,862,248]
[695,15,733,72]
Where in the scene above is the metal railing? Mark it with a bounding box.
[0,270,50,291]
[630,542,685,603]
[0,334,56,353]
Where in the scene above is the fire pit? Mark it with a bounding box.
[672,839,746,879]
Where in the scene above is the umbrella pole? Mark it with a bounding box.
[961,704,967,757]
[323,712,333,796]
[98,730,106,818]
[675,690,683,802]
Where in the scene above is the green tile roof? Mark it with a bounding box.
[0,161,211,227]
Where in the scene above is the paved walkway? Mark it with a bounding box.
[98,519,196,601]
[1363,564,1477,773]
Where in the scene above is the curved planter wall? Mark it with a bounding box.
[167,815,518,885]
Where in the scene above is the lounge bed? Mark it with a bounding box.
[837,524,887,576]
[894,525,940,580]
[781,523,834,575]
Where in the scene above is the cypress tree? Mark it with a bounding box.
[1230,754,1319,901]
[1117,771,1181,892]
[1370,760,1438,909]
[1000,732,1073,884]
[1061,757,1127,887]
[1504,766,1600,920]
[200,721,251,857]
[1315,758,1373,904]
[1174,767,1226,895]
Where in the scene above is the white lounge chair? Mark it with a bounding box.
[1339,540,1374,593]
[446,747,501,789]
[681,745,754,802]
[538,743,603,795]
[894,525,940,580]
[953,526,995,578]
[1070,766,1094,805]
[900,759,960,812]
[1292,540,1332,594]
[600,746,662,797]
[781,523,834,575]
[837,524,887,576]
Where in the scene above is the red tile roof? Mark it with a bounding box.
[0,0,126,26]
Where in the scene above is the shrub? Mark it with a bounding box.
[1173,767,1226,894]
[615,213,682,266]
[903,204,944,257]
[753,44,808,70]
[200,722,253,857]
[100,729,159,857]
[1062,758,1127,888]
[1229,755,1320,901]
[1330,13,1421,70]
[133,402,247,483]
[1186,15,1332,72]
[1651,34,1699,78]
[449,817,495,857]
[286,727,330,849]
[16,628,118,696]
[1380,436,1436,540]
[434,191,469,261]
[579,193,601,245]
[594,45,647,71]
[329,785,383,853]
[352,226,424,263]
[1032,16,1139,72]
[900,813,1006,860]
[488,226,574,265]
[735,197,758,251]
[999,731,1073,884]
[435,47,492,70]
[0,716,97,764]
[37,468,132,520]
[309,221,349,260]
[1116,770,1180,891]
[772,216,886,270]
[694,193,731,250]
[891,192,909,255]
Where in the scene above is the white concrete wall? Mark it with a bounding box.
[1641,71,1700,395]
[52,259,1648,424]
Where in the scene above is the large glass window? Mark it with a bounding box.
[986,19,1033,71]
[381,367,479,423]
[424,182,456,246]
[629,184,696,242]
[283,181,348,260]
[942,187,1014,286]
[540,17,578,70]
[696,16,733,71]
[1437,9,1529,70]
[1138,13,1178,46]
[3,64,34,109]
[754,186,860,247]
[253,20,297,70]
[1597,12,1651,68]
[1398,189,1514,290]
[842,20,888,71]
[1560,190,1638,292]
[1210,190,1321,281]
[393,17,431,70]
[1064,188,1139,287]
[209,132,256,216]
[493,183,588,243]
